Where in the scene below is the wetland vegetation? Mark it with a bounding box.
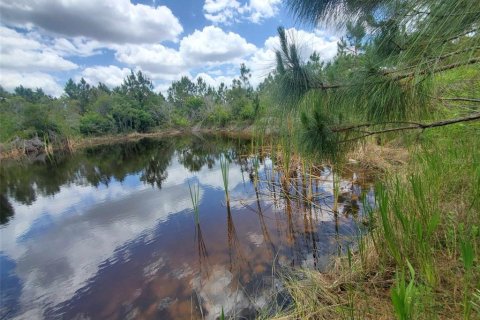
[1,0,479,319]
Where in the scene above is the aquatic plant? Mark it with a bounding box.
[220,154,230,203]
[188,180,200,225]
[391,261,418,320]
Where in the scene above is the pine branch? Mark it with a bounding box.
[311,57,480,91]
[337,113,480,143]
[393,57,480,81]
[383,47,480,76]
[438,97,480,103]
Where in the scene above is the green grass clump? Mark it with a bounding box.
[269,122,480,319]
[220,154,230,202]
[188,181,200,225]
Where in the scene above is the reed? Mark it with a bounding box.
[188,181,200,225]
[391,261,418,320]
[270,124,480,319]
[220,154,230,202]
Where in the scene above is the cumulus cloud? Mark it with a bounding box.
[180,26,256,64]
[114,26,256,80]
[115,44,187,75]
[0,70,64,96]
[0,0,183,44]
[246,0,282,23]
[79,65,132,88]
[0,26,75,96]
[203,0,281,25]
[0,26,77,72]
[194,72,236,88]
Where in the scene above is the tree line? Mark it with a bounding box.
[0,63,269,143]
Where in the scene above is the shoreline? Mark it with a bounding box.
[0,126,255,161]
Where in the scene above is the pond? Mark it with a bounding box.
[0,134,374,320]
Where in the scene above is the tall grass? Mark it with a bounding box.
[220,154,230,202]
[188,181,200,225]
[271,123,480,319]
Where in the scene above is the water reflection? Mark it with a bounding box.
[0,134,373,319]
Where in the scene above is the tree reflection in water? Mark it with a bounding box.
[0,134,251,225]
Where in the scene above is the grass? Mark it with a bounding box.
[188,180,200,225]
[269,122,480,319]
[220,154,230,203]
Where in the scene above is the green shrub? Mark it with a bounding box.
[239,103,255,120]
[80,112,115,135]
[172,114,190,127]
[22,103,59,137]
[207,105,231,127]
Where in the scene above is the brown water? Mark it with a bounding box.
[0,134,374,319]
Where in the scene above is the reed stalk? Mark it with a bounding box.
[220,154,230,203]
[188,181,200,225]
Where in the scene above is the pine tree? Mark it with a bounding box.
[274,0,480,159]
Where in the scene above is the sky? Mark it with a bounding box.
[0,0,340,96]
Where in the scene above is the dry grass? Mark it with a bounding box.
[346,138,410,173]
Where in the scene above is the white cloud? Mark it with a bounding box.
[0,70,63,96]
[115,43,187,75]
[52,37,104,57]
[113,26,256,83]
[0,26,77,72]
[247,28,339,86]
[246,0,282,23]
[195,72,235,88]
[80,65,132,88]
[180,26,256,65]
[203,0,281,25]
[204,0,243,24]
[0,0,183,44]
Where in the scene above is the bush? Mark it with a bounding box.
[80,112,115,135]
[185,96,205,120]
[22,103,59,137]
[172,114,190,127]
[132,109,155,132]
[207,105,231,127]
[239,103,255,120]
[111,104,155,133]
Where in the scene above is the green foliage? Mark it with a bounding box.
[172,114,189,128]
[274,0,480,161]
[22,103,60,137]
[0,61,267,145]
[391,261,418,320]
[188,181,201,225]
[220,154,230,202]
[79,112,115,136]
[120,70,155,108]
[206,105,231,127]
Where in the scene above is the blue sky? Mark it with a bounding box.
[0,0,340,96]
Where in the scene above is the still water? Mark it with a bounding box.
[0,134,373,319]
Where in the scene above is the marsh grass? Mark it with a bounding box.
[220,154,230,202]
[188,181,200,225]
[269,123,480,319]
